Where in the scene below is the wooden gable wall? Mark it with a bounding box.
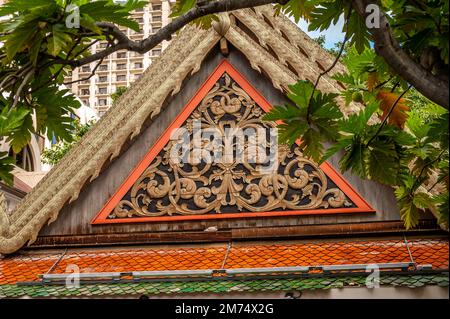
[35,45,431,247]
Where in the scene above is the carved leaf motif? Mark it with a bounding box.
[110,74,354,219]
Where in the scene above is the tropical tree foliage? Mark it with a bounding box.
[0,0,147,182]
[41,119,95,165]
[265,33,449,231]
[111,86,127,102]
[0,0,448,229]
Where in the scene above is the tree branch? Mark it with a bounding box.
[352,0,449,109]
[62,0,289,68]
[64,57,105,86]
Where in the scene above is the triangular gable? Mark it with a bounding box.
[92,60,374,224]
[1,6,381,254]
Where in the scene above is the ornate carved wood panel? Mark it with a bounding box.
[92,60,374,224]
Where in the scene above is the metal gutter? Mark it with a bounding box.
[20,262,447,286]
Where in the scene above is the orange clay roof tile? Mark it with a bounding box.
[0,238,447,285]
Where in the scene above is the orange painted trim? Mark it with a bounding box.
[92,59,375,225]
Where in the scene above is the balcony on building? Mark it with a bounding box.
[79,89,90,97]
[116,51,127,59]
[98,97,108,104]
[80,65,91,74]
[98,64,109,73]
[115,75,127,83]
[96,87,108,96]
[151,49,162,57]
[98,76,108,83]
[116,63,127,71]
[78,80,91,86]
[132,62,143,70]
[151,4,162,11]
[152,14,162,22]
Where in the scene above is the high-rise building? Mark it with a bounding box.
[65,0,174,116]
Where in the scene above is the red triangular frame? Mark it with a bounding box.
[92,60,374,224]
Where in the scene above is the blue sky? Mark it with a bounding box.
[295,15,345,49]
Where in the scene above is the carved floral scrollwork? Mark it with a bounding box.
[110,74,353,219]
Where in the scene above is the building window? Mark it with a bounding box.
[152,49,161,56]
[98,87,107,94]
[134,62,143,69]
[98,76,108,83]
[117,75,126,82]
[80,89,90,95]
[81,66,91,72]
[152,15,162,22]
[82,99,89,105]
[99,64,108,71]
[9,145,34,172]
[152,27,161,32]
[116,63,126,70]
[134,74,142,80]
[117,52,127,59]
[98,99,107,106]
[152,4,162,11]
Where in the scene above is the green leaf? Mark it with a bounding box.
[320,137,353,164]
[339,100,378,135]
[4,21,37,61]
[47,24,72,56]
[79,0,141,32]
[287,80,314,108]
[398,198,420,229]
[366,139,400,185]
[277,121,309,145]
[347,11,371,54]
[262,104,305,122]
[308,0,344,31]
[406,112,430,139]
[170,0,196,17]
[0,152,15,186]
[79,15,103,34]
[6,112,34,153]
[276,0,316,23]
[299,127,325,162]
[33,85,80,142]
[29,30,44,66]
[310,92,340,119]
[433,193,449,229]
[413,192,434,210]
[192,14,220,30]
[429,113,449,148]
[0,106,30,136]
[339,137,367,178]
[0,0,55,16]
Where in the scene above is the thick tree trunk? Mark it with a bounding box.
[353,0,449,109]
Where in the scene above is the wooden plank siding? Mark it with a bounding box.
[36,45,429,246]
